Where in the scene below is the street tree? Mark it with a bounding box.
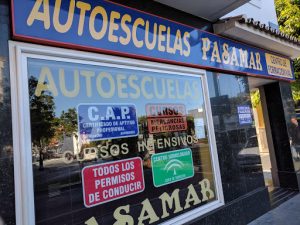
[29,76,56,169]
[60,108,77,137]
[29,76,56,147]
[275,0,300,103]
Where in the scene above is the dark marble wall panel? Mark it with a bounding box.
[264,83,294,171]
[206,72,265,203]
[279,81,300,172]
[186,188,270,225]
[241,188,270,224]
[0,1,15,225]
[263,82,300,189]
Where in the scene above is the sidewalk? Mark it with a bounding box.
[248,194,300,225]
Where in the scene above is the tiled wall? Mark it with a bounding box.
[186,72,270,225]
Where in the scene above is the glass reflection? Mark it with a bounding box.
[207,72,264,200]
[28,58,218,225]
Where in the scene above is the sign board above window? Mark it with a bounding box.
[11,0,294,81]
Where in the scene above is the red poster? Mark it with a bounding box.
[82,157,145,208]
[146,104,187,133]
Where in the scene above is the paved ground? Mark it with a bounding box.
[248,194,300,225]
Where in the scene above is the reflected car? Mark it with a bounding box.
[237,135,262,170]
[83,147,98,161]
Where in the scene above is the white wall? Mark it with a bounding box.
[224,0,278,26]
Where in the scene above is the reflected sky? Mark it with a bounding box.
[27,58,205,118]
[207,72,247,98]
[27,58,218,225]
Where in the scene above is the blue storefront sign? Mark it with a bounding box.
[237,105,253,125]
[77,104,139,141]
[12,0,294,80]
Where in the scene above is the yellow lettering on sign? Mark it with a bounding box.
[158,25,167,52]
[141,76,153,99]
[192,81,200,100]
[76,1,91,36]
[211,41,221,63]
[27,0,50,30]
[159,189,183,219]
[153,78,166,99]
[53,0,75,33]
[59,69,79,98]
[85,217,99,225]
[239,49,248,68]
[175,80,184,100]
[108,11,121,43]
[183,32,191,57]
[166,79,175,99]
[119,14,132,46]
[109,178,215,224]
[166,27,174,54]
[96,72,115,98]
[35,67,58,97]
[183,81,192,99]
[80,70,95,97]
[26,1,195,59]
[116,74,128,98]
[201,38,211,60]
[89,6,108,40]
[249,52,257,70]
[230,47,239,66]
[256,53,263,71]
[145,21,157,50]
[132,18,145,48]
[128,75,140,99]
[33,66,205,100]
[184,184,201,209]
[173,29,183,55]
[222,43,230,64]
[113,205,134,225]
[199,178,215,201]
[265,53,292,78]
[138,199,160,225]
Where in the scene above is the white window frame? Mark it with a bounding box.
[9,41,224,225]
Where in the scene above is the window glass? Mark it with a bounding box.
[28,57,219,225]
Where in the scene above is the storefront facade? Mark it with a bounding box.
[1,1,300,225]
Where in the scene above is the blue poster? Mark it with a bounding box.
[237,105,252,125]
[78,104,139,141]
[237,105,251,114]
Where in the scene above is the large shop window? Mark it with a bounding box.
[10,43,223,225]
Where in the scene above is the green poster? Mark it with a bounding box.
[151,148,194,187]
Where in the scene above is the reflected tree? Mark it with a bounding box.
[275,0,300,103]
[29,76,56,169]
[60,108,77,137]
[250,90,260,108]
[49,108,78,158]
